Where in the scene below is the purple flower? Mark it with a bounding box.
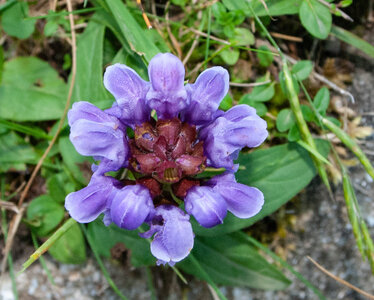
[110,185,155,230]
[65,52,268,266]
[199,105,268,169]
[206,173,264,219]
[140,205,194,266]
[182,67,229,125]
[65,175,119,223]
[103,64,151,126]
[68,101,129,171]
[146,53,188,119]
[185,186,227,228]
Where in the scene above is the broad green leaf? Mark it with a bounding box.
[71,20,110,103]
[49,222,86,264]
[222,0,301,17]
[106,0,161,62]
[194,141,329,236]
[240,82,275,103]
[0,57,67,121]
[331,26,374,59]
[257,45,274,67]
[313,87,330,114]
[58,136,89,185]
[87,219,155,267]
[299,0,332,39]
[276,109,296,132]
[292,60,313,80]
[231,28,255,46]
[301,104,314,122]
[238,97,268,116]
[219,48,240,65]
[0,131,36,172]
[179,233,291,290]
[1,1,36,39]
[27,195,65,237]
[47,173,71,204]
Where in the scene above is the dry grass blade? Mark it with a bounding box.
[307,256,374,299]
[0,201,20,213]
[0,0,77,276]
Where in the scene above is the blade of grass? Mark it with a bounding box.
[204,6,212,69]
[26,7,99,20]
[0,119,52,140]
[18,218,77,274]
[31,232,55,285]
[297,140,331,166]
[187,254,228,300]
[237,232,326,300]
[80,224,129,300]
[331,25,374,59]
[321,117,374,181]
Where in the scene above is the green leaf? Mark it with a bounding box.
[194,141,329,236]
[238,96,268,116]
[222,0,302,17]
[292,60,313,80]
[47,173,70,204]
[0,131,36,172]
[27,195,65,237]
[301,104,314,122]
[299,0,332,39]
[242,82,275,103]
[71,20,110,103]
[49,222,86,264]
[58,136,89,185]
[313,87,330,114]
[331,25,374,59]
[219,48,240,65]
[257,45,274,67]
[0,57,67,121]
[276,109,296,132]
[1,1,36,39]
[219,94,233,111]
[87,219,155,267]
[288,124,301,141]
[106,0,161,62]
[231,27,255,46]
[179,233,291,290]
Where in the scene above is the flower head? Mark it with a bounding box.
[65,53,268,265]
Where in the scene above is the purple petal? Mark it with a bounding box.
[65,175,119,223]
[141,205,194,265]
[185,186,227,228]
[111,185,154,230]
[103,64,151,125]
[68,101,114,127]
[68,102,129,167]
[182,67,229,125]
[207,173,264,218]
[146,53,188,119]
[199,105,268,169]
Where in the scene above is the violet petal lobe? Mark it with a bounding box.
[199,105,268,169]
[111,184,154,230]
[185,186,227,228]
[65,175,119,223]
[68,102,129,168]
[207,173,264,219]
[103,64,151,126]
[183,67,229,125]
[146,53,188,119]
[140,205,194,266]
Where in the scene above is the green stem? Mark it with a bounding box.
[19,218,77,274]
[321,117,374,181]
[31,232,55,285]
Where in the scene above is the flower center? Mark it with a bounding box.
[129,118,206,184]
